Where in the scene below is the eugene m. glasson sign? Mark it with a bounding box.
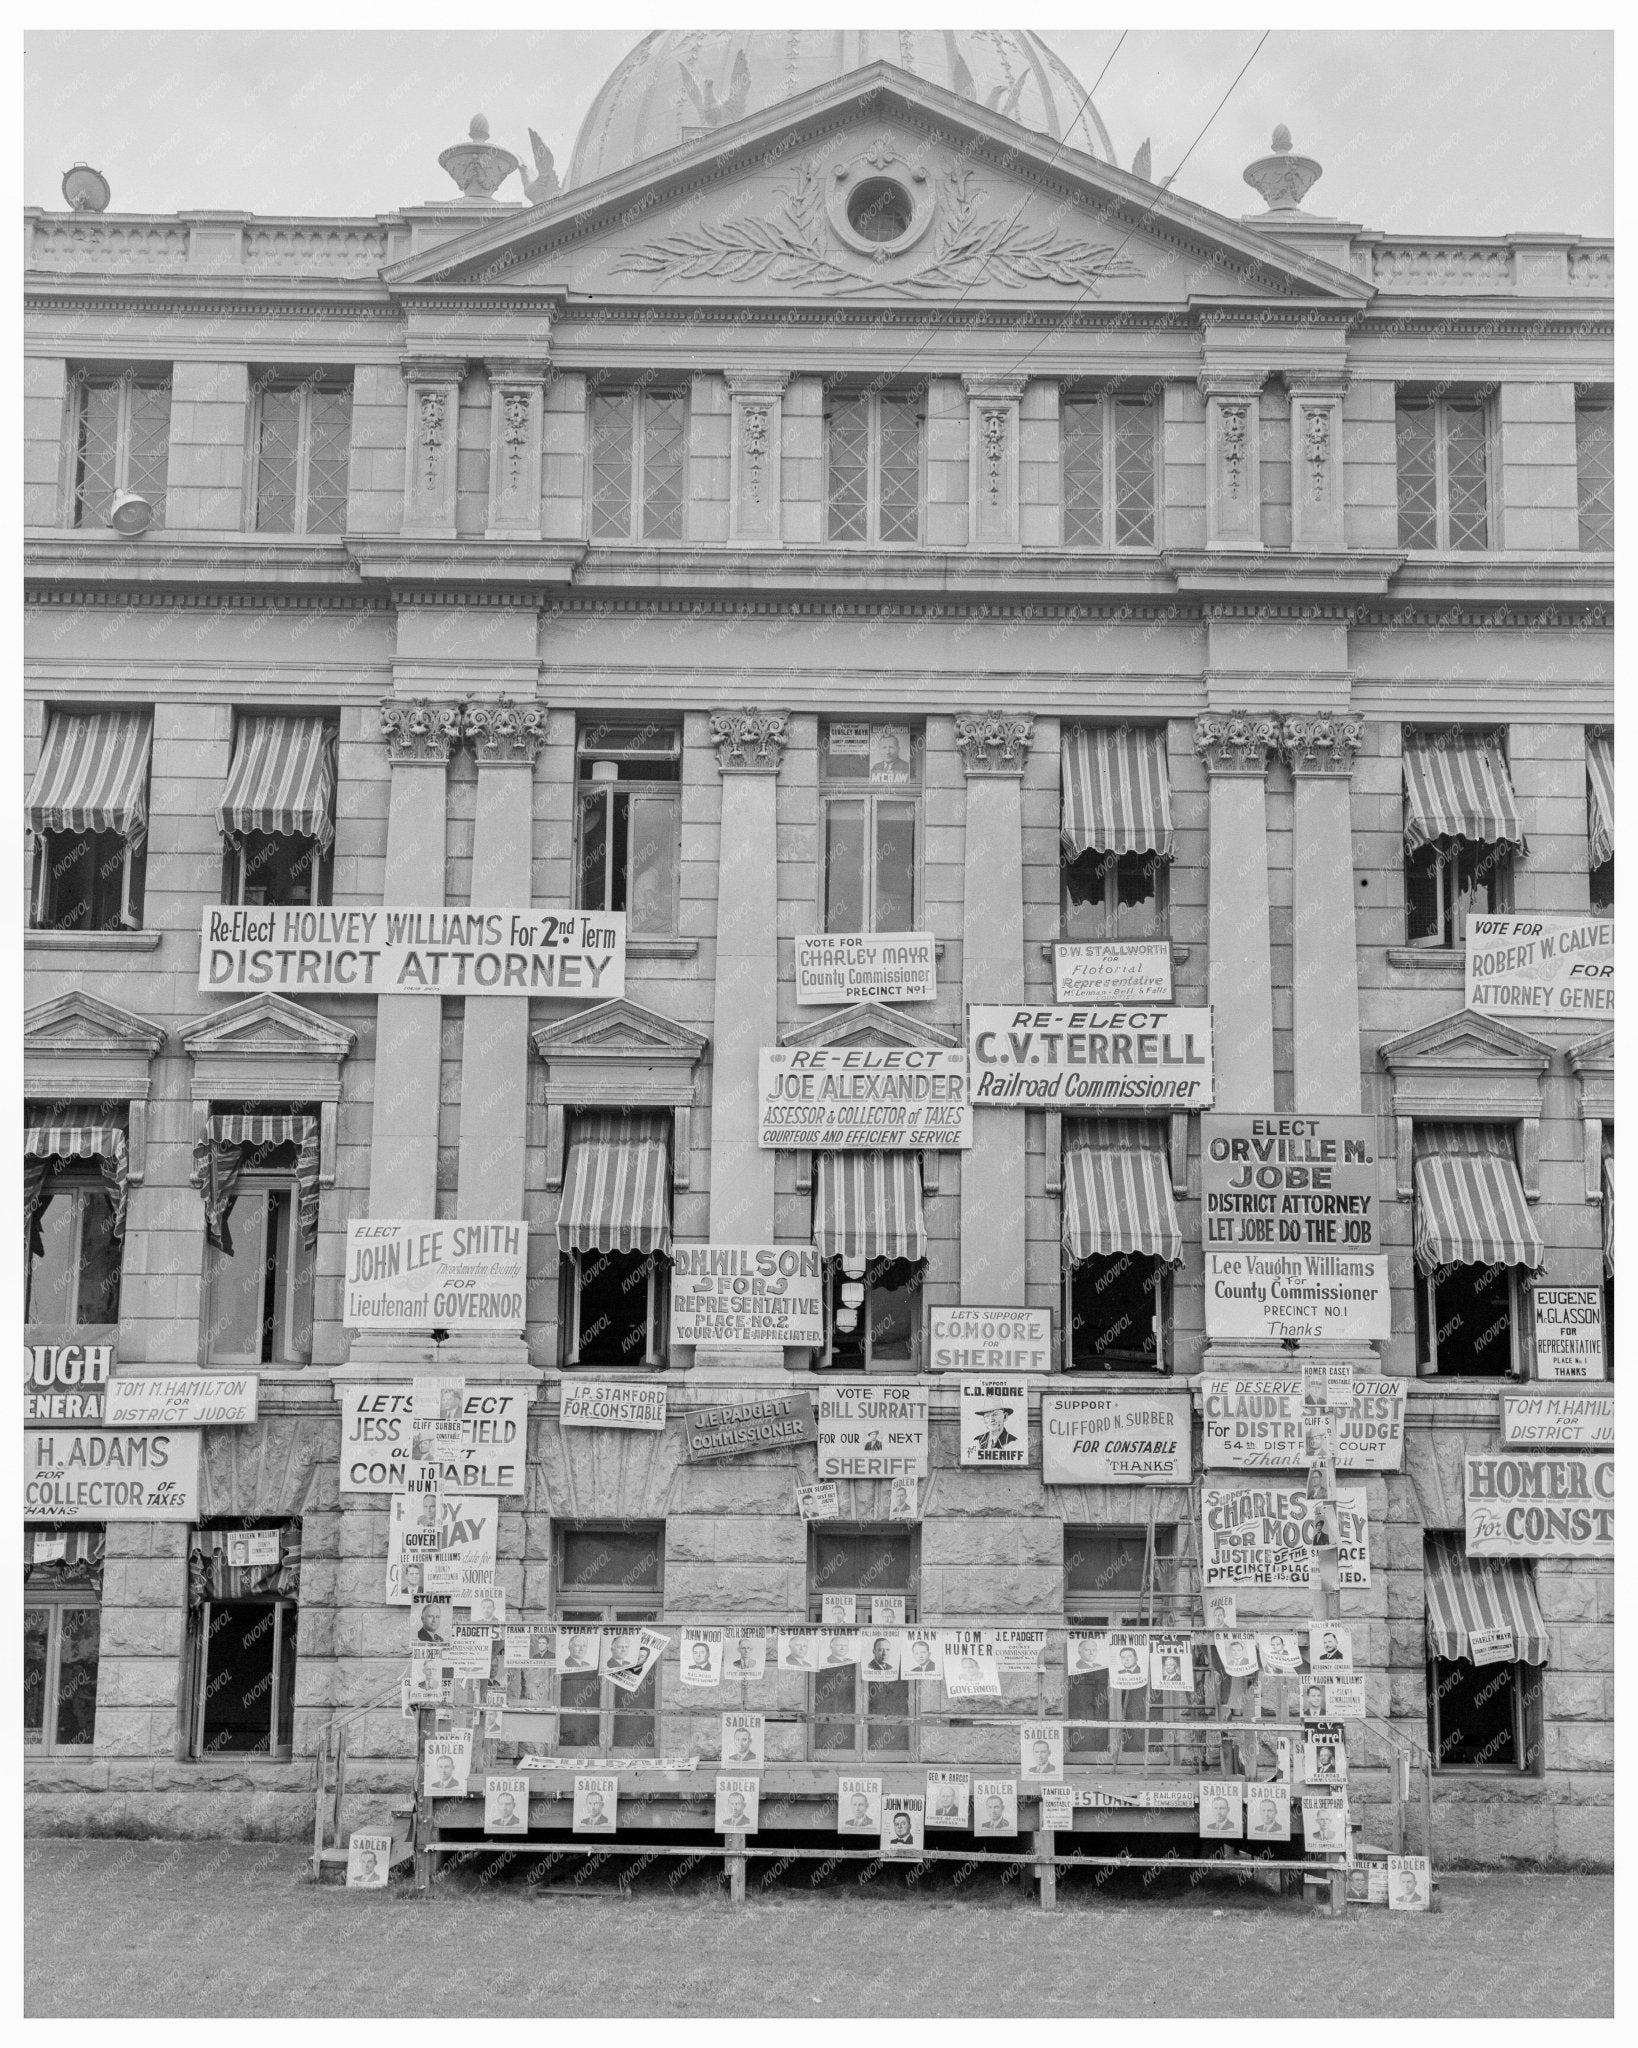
[200,906,624,998]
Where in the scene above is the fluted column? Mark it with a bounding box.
[957,711,1034,1306]
[1283,713,1366,1113]
[1194,711,1279,1112]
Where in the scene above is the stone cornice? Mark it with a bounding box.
[710,708,789,773]
[960,373,1028,402]
[463,696,549,765]
[723,367,792,397]
[954,710,1035,776]
[1193,709,1281,777]
[379,696,463,764]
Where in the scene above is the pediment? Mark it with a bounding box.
[180,993,356,1103]
[25,990,166,1062]
[782,1001,958,1051]
[1566,1029,1614,1079]
[532,997,709,1064]
[389,67,1371,312]
[1378,1008,1554,1080]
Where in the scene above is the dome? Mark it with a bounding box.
[567,29,1113,189]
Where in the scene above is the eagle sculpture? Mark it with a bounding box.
[678,48,752,128]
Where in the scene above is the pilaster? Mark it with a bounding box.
[1198,370,1265,550]
[400,356,464,536]
[725,370,789,546]
[1282,713,1366,1113]
[1194,711,1279,1112]
[1286,373,1348,554]
[485,362,547,539]
[962,375,1026,548]
[956,712,1034,1305]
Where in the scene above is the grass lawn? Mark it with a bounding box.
[25,1838,1612,2018]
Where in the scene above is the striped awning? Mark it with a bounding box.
[26,710,152,850]
[1403,730,1524,852]
[1601,1132,1614,1280]
[1413,1123,1543,1274]
[1586,727,1614,869]
[812,1152,926,1265]
[24,1124,131,1255]
[1061,726,1173,862]
[557,1112,672,1256]
[191,1113,320,1256]
[1062,1119,1182,1265]
[1425,1533,1548,1666]
[217,716,336,852]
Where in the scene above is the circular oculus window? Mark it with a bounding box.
[846,177,915,246]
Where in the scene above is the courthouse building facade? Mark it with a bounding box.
[24,31,1613,1864]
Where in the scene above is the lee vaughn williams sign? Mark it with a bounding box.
[344,1221,526,1332]
[966,1007,1213,1109]
[683,1393,818,1463]
[669,1244,824,1348]
[1201,1115,1379,1250]
[199,906,625,999]
[1464,1453,1614,1557]
[758,1046,971,1148]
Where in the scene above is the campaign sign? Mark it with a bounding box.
[200,904,624,999]
[967,1006,1213,1110]
[558,1382,667,1431]
[1465,914,1613,1022]
[959,1381,1029,1468]
[345,1221,526,1332]
[103,1374,259,1428]
[385,1492,499,1606]
[1041,1390,1191,1484]
[24,1428,200,1520]
[1531,1287,1606,1381]
[1204,1251,1390,1343]
[927,1306,1051,1375]
[1201,1115,1380,1252]
[1053,941,1174,1005]
[1198,1376,1405,1472]
[670,1244,824,1350]
[794,933,937,1004]
[339,1386,528,1496]
[816,1383,930,1480]
[1200,1484,1371,1589]
[1498,1392,1614,1447]
[758,1045,971,1149]
[1464,1454,1613,1557]
[23,1338,113,1423]
[683,1392,818,1462]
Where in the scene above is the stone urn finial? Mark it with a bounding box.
[438,111,520,201]
[1243,124,1322,213]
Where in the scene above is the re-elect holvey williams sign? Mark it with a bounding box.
[966,1007,1213,1108]
[200,906,624,997]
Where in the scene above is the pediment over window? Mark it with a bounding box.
[25,990,168,1185]
[532,999,709,1193]
[1566,1029,1613,1200]
[1378,1008,1554,1201]
[781,1001,958,1052]
[179,993,357,1103]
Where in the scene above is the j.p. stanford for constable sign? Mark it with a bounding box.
[200,906,624,998]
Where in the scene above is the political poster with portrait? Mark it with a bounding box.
[1067,1632,1107,1678]
[860,1633,903,1682]
[1214,1633,1259,1679]
[346,1831,393,1888]
[940,1633,1001,1700]
[1107,1634,1150,1691]
[1304,1724,1348,1786]
[723,1629,768,1683]
[1150,1634,1194,1694]
[797,1480,841,1521]
[411,1599,453,1649]
[1245,1782,1291,1843]
[602,1627,667,1693]
[1310,1622,1353,1672]
[1325,1675,1366,1722]
[822,1593,857,1627]
[1388,1855,1432,1911]
[880,1793,925,1862]
[681,1628,725,1688]
[498,1625,550,1672]
[837,1776,882,1835]
[1020,1723,1065,1782]
[714,1777,760,1835]
[406,1650,451,1708]
[1200,1483,1371,1590]
[816,1382,931,1480]
[1301,1791,1348,1853]
[926,1771,971,1830]
[818,1629,860,1671]
[1258,1631,1304,1674]
[483,1775,528,1837]
[721,1713,765,1769]
[777,1627,822,1673]
[449,1623,497,1681]
[572,1774,618,1836]
[902,1631,944,1682]
[557,1629,602,1680]
[1198,1780,1244,1839]
[973,1780,1018,1838]
[1203,1590,1238,1630]
[1367,1862,1390,1905]
[423,1734,472,1798]
[466,1585,506,1627]
[887,1475,920,1522]
[994,1629,1048,1674]
[872,1595,907,1626]
[959,1380,1029,1467]
[385,1490,500,1606]
[1298,1677,1331,1725]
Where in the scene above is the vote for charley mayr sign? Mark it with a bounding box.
[200,906,624,998]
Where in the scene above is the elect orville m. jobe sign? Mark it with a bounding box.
[966,1007,1213,1108]
[200,906,624,998]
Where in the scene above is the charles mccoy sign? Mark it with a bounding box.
[1200,1483,1371,1589]
[1464,1453,1614,1557]
[967,1007,1213,1109]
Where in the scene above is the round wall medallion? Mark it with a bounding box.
[826,151,935,259]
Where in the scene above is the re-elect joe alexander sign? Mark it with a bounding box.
[200,906,624,998]
[758,1047,971,1147]
[967,1007,1213,1109]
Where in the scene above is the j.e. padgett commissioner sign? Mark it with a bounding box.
[966,1007,1213,1109]
[200,906,624,998]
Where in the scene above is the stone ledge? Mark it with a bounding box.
[626,937,701,959]
[25,930,163,953]
[1387,948,1463,971]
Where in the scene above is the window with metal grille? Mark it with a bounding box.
[26,1168,122,1327]
[252,379,352,535]
[574,718,682,935]
[556,1524,664,1753]
[825,392,923,544]
[588,388,688,541]
[809,1528,918,1761]
[1060,393,1158,548]
[1575,395,1613,551]
[25,1527,103,1756]
[819,719,921,933]
[70,371,170,529]
[1396,395,1490,550]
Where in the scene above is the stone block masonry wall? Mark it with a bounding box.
[780,376,824,545]
[22,354,67,527]
[454,368,492,537]
[688,373,731,544]
[1496,380,1579,553]
[1161,383,1206,551]
[1018,379,1060,548]
[924,377,969,549]
[1340,378,1398,553]
[346,363,407,534]
[165,361,248,531]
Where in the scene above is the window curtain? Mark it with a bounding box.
[190,1114,320,1256]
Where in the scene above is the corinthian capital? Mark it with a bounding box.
[379,696,463,764]
[954,710,1035,776]
[464,697,549,765]
[1193,710,1281,777]
[711,708,789,772]
[1281,712,1366,777]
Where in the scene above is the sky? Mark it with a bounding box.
[21,18,1613,238]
